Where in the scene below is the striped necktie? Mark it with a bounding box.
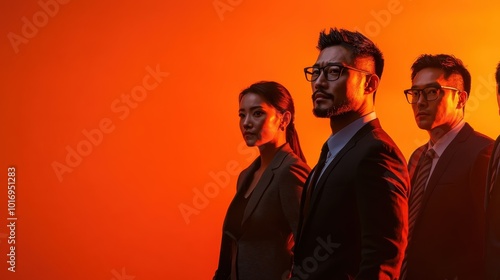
[488,147,500,205]
[400,148,436,279]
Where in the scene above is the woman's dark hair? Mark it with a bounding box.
[239,81,306,163]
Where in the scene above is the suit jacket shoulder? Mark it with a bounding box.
[295,119,409,280]
[236,144,310,192]
[486,135,500,280]
[406,122,493,280]
[216,143,310,280]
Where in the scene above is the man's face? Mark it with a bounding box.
[310,45,370,118]
[411,68,465,132]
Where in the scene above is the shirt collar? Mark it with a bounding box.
[326,112,377,160]
[427,120,465,158]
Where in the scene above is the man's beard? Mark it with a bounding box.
[312,89,352,118]
[313,101,351,118]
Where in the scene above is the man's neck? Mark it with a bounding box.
[329,111,372,135]
[330,112,359,134]
[428,119,463,144]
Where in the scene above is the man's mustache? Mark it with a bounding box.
[312,90,333,100]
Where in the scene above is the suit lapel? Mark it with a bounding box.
[408,146,427,181]
[307,119,380,215]
[222,159,259,234]
[236,159,259,193]
[299,153,348,237]
[418,124,472,215]
[241,144,292,226]
[486,136,500,208]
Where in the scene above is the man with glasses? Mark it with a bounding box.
[400,54,492,280]
[486,62,500,280]
[291,28,409,280]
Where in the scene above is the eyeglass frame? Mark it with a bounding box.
[303,63,373,82]
[403,85,462,104]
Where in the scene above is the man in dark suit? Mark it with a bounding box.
[486,62,500,280]
[292,28,410,280]
[401,54,493,280]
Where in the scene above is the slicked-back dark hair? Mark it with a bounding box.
[496,62,500,94]
[410,54,471,96]
[317,28,384,79]
[239,81,306,163]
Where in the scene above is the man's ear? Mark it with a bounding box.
[364,74,380,95]
[457,91,467,109]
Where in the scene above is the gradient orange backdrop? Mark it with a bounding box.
[1,0,500,279]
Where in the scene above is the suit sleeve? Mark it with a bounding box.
[213,169,248,280]
[464,143,492,278]
[470,143,493,216]
[277,158,310,240]
[355,142,410,280]
[213,233,232,280]
[486,141,500,280]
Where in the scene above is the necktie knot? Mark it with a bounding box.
[321,142,329,156]
[426,148,436,160]
[317,142,330,164]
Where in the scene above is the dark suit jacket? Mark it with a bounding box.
[486,135,500,280]
[405,123,492,280]
[293,119,410,280]
[214,144,310,280]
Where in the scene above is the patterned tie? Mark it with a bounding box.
[302,143,329,218]
[489,147,500,197]
[400,148,436,280]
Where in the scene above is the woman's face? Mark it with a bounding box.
[239,92,282,148]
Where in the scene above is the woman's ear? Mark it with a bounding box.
[281,111,292,130]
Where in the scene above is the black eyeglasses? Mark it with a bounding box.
[304,63,373,82]
[403,85,461,104]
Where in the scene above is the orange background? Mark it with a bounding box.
[1,0,499,279]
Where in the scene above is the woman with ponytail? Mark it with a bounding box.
[213,81,310,280]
